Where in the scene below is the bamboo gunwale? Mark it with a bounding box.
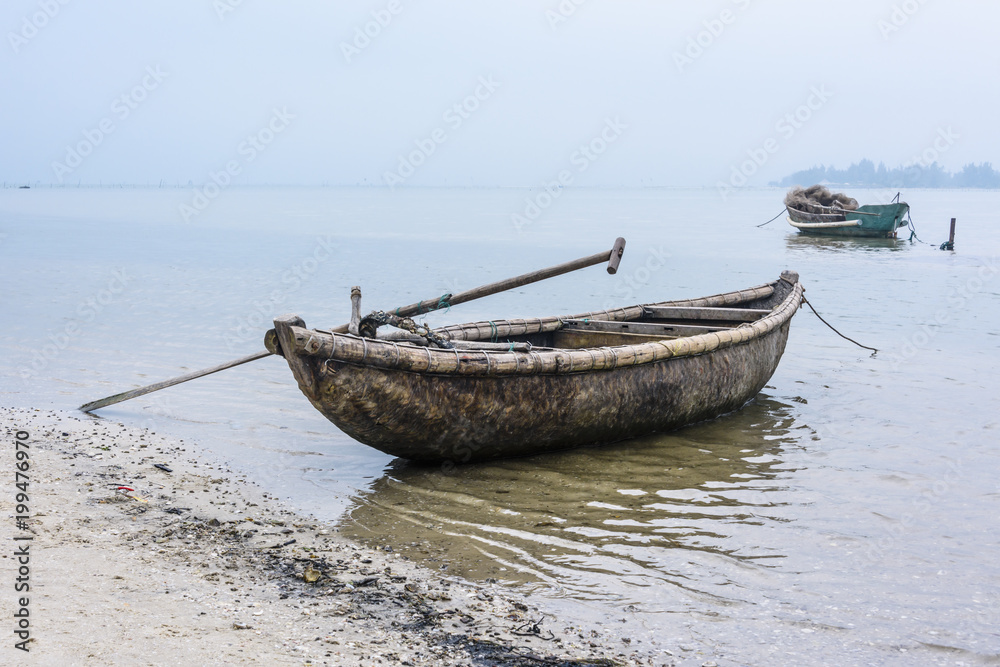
[282,280,799,378]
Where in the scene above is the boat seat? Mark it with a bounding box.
[641,306,771,322]
[554,318,736,348]
[559,318,732,337]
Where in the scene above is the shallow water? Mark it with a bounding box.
[2,186,999,664]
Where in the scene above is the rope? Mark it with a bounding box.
[802,296,878,356]
[357,310,455,348]
[436,293,452,314]
[488,321,498,343]
[756,208,788,228]
[905,210,935,245]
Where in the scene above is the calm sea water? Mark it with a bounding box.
[2,187,999,665]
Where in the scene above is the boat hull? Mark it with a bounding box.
[309,322,789,462]
[273,274,802,463]
[788,202,909,238]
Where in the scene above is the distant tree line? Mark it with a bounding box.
[775,159,1000,188]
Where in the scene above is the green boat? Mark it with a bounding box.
[785,186,909,238]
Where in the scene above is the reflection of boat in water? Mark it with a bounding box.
[785,185,909,238]
[784,232,910,253]
[340,396,801,605]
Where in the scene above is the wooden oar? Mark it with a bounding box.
[317,236,626,335]
[79,237,626,413]
[79,351,271,412]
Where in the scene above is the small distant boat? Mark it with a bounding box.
[268,271,803,463]
[785,185,909,238]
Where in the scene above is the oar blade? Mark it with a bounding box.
[79,350,272,413]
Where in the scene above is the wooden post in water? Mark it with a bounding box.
[940,218,956,250]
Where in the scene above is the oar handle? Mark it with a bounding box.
[326,237,627,332]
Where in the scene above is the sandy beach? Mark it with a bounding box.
[3,407,662,666]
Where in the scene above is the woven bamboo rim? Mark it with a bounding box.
[286,280,802,377]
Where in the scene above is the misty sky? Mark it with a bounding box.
[2,0,997,188]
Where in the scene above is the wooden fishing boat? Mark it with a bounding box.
[786,202,910,238]
[784,186,909,238]
[267,271,803,463]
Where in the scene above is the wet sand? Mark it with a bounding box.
[3,407,661,666]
